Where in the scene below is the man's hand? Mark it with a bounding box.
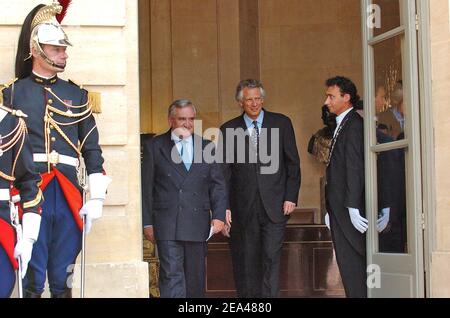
[144,226,155,244]
[211,219,225,234]
[14,238,34,279]
[79,173,112,234]
[221,210,232,237]
[79,199,103,234]
[225,209,232,228]
[377,208,390,233]
[14,212,41,279]
[348,208,368,233]
[283,201,296,216]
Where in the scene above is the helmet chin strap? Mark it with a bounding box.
[35,41,66,72]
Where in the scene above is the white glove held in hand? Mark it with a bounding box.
[348,207,368,233]
[14,213,41,278]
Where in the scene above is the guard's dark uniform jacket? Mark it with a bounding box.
[3,74,104,229]
[0,106,42,298]
[3,74,104,185]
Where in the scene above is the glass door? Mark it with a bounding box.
[362,0,424,297]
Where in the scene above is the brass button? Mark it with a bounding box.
[48,99,53,105]
[51,137,56,142]
[49,112,54,117]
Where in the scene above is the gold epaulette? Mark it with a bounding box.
[3,78,18,89]
[88,91,102,114]
[69,79,102,114]
[1,78,18,105]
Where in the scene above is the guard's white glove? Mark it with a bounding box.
[324,213,330,230]
[348,207,368,233]
[14,213,41,279]
[79,173,112,234]
[79,199,103,234]
[377,207,390,233]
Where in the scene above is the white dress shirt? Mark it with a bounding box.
[333,107,353,138]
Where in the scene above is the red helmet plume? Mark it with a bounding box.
[56,0,72,24]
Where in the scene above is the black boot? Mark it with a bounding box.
[51,289,72,298]
[24,289,42,298]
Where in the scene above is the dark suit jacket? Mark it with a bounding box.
[142,131,227,242]
[376,129,395,211]
[326,109,365,255]
[219,110,301,228]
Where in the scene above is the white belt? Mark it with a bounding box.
[0,189,20,202]
[33,152,79,167]
[0,189,10,201]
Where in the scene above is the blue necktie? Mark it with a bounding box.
[180,140,192,171]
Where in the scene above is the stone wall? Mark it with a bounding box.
[1,0,148,298]
[430,0,450,297]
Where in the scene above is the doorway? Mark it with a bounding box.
[138,0,428,298]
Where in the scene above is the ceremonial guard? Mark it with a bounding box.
[0,105,42,298]
[2,1,111,298]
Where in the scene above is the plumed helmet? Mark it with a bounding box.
[16,1,72,79]
[30,1,72,47]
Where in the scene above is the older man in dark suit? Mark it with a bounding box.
[324,76,367,298]
[219,79,301,298]
[142,99,226,298]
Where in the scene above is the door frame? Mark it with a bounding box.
[361,0,428,297]
[415,0,434,298]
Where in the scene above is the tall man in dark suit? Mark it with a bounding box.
[219,79,301,298]
[324,76,367,298]
[142,99,226,298]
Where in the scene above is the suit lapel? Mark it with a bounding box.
[260,110,273,155]
[327,109,355,165]
[160,131,188,177]
[237,114,249,131]
[238,114,251,149]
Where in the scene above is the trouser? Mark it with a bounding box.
[0,245,15,298]
[157,240,207,298]
[23,179,81,297]
[330,214,367,298]
[230,195,287,298]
